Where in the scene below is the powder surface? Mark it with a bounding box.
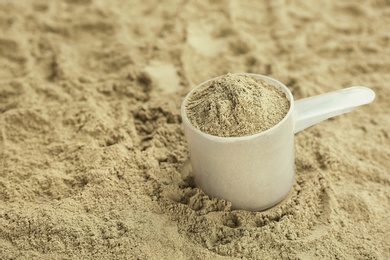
[1,1,389,260]
[185,74,290,137]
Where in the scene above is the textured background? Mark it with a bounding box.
[1,0,389,259]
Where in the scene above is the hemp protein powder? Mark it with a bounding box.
[185,74,290,137]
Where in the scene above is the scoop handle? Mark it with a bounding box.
[294,86,375,133]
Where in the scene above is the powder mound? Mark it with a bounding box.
[185,74,290,137]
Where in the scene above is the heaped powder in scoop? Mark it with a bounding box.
[185,74,290,137]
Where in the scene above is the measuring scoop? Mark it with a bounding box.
[181,73,375,211]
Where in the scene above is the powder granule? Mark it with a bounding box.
[185,74,290,137]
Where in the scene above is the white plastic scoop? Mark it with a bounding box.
[181,74,375,211]
[294,86,375,133]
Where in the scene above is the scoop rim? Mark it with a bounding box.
[181,73,295,142]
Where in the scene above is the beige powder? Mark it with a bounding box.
[1,1,389,259]
[185,74,290,137]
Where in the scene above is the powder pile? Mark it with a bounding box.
[185,74,290,137]
[1,1,389,259]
